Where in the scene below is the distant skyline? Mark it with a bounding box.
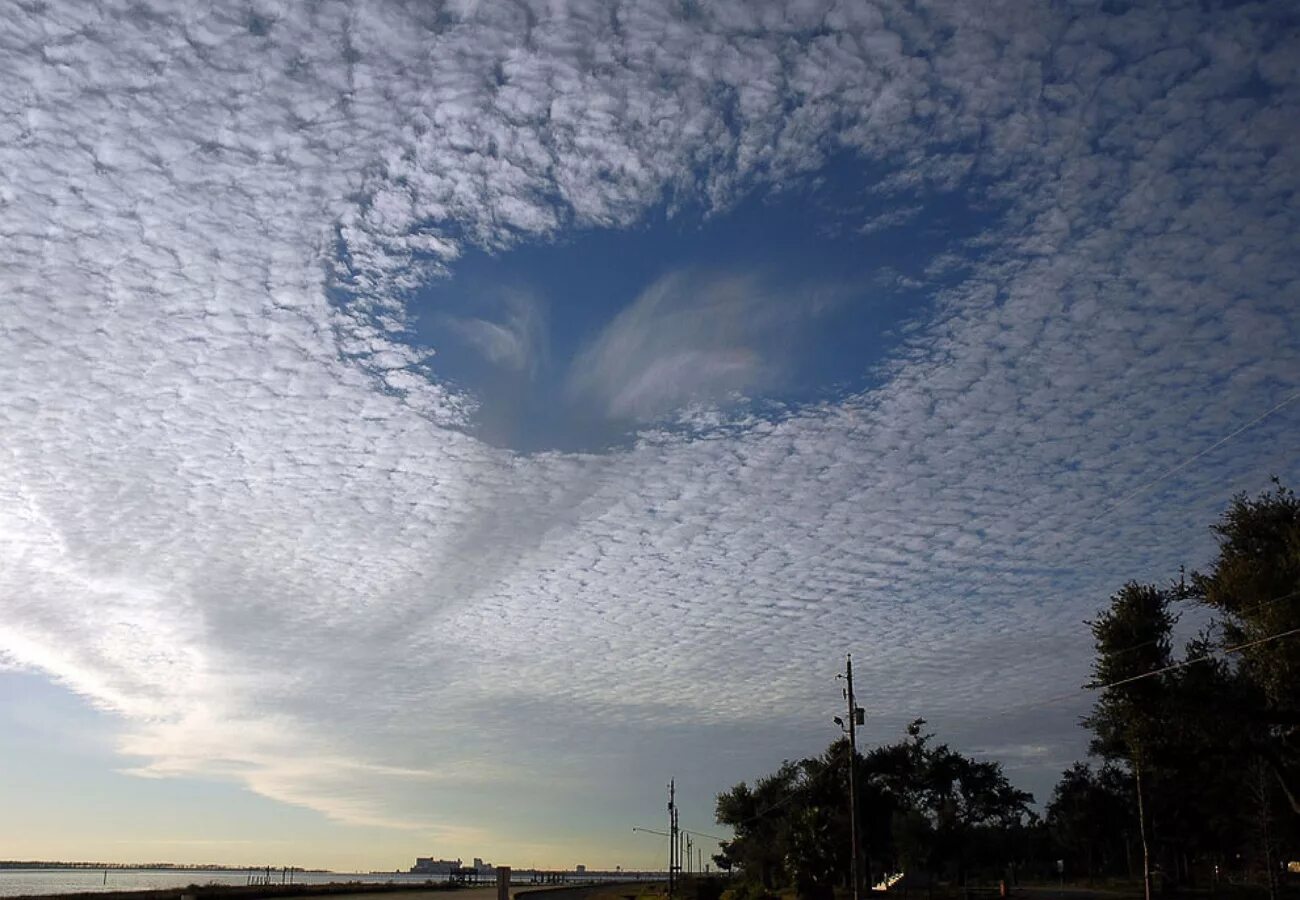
[2,0,1299,873]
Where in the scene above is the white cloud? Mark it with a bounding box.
[440,289,548,376]
[0,0,1297,856]
[567,270,847,421]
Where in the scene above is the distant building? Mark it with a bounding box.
[575,866,586,874]
[411,858,461,875]
[411,856,496,879]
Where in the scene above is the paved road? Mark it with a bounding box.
[515,886,655,900]
[326,884,657,900]
[1016,887,1138,900]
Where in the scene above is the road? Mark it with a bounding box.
[324,884,657,900]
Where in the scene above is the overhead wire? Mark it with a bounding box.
[712,390,1300,844]
[919,388,1300,713]
[956,585,1300,727]
[715,622,1300,848]
[1083,388,1300,526]
[1080,587,1299,664]
[1086,623,1300,692]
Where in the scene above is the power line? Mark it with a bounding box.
[911,390,1300,696]
[1087,624,1300,692]
[956,587,1300,726]
[932,589,1300,733]
[718,622,1300,850]
[634,826,728,844]
[716,394,1299,849]
[1095,587,1299,662]
[1084,388,1300,526]
[726,735,854,831]
[988,613,1300,724]
[936,394,1300,696]
[727,679,909,835]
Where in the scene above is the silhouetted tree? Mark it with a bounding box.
[1046,762,1134,879]
[715,762,802,890]
[1193,481,1300,816]
[1085,582,1175,900]
[717,721,1033,899]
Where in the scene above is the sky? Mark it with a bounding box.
[1,0,1299,874]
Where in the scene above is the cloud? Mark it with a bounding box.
[440,289,548,376]
[567,270,847,421]
[0,0,1297,858]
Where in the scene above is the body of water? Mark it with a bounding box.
[0,870,451,898]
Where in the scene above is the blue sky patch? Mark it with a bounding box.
[411,170,996,451]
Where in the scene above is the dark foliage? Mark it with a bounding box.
[715,484,1300,899]
[715,724,1033,899]
[1074,482,1300,895]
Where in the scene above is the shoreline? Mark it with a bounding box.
[5,881,469,900]
[5,879,663,900]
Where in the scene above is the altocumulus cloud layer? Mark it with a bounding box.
[2,0,1300,844]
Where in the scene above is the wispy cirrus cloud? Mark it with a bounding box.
[0,0,1298,863]
[566,270,848,422]
[439,289,548,377]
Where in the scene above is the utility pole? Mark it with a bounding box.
[844,655,863,900]
[668,779,679,900]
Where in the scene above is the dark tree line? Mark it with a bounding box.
[715,483,1300,900]
[715,721,1038,900]
[1061,482,1300,898]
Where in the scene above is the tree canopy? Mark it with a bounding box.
[715,722,1034,899]
[713,483,1300,900]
